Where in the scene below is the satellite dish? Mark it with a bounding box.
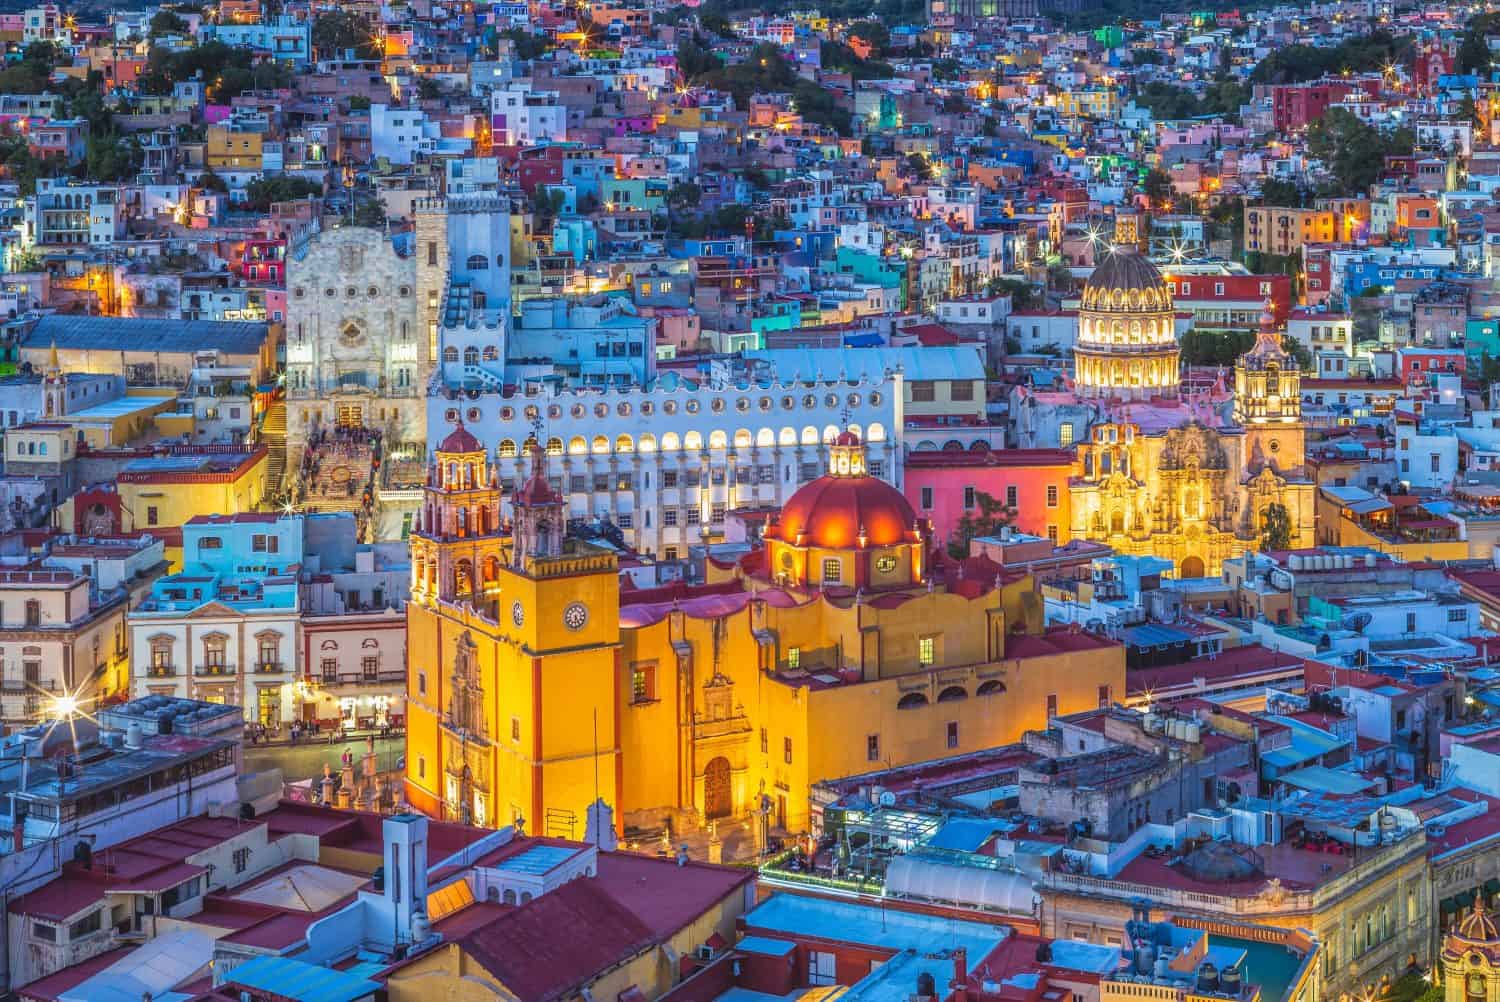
[878,791,897,807]
[1342,611,1373,634]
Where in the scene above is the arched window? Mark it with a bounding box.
[545,437,563,456]
[498,439,517,458]
[463,346,478,366]
[937,686,968,703]
[592,435,609,454]
[442,346,459,363]
[976,679,1007,696]
[466,254,489,270]
[615,434,634,452]
[897,692,929,710]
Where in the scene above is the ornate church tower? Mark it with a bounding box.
[1442,901,1500,1002]
[511,443,565,567]
[410,421,505,610]
[1234,299,1305,473]
[42,341,65,418]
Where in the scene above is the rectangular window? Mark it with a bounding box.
[1047,692,1058,719]
[918,636,935,666]
[198,536,223,550]
[946,721,959,749]
[1448,607,1467,622]
[663,470,678,488]
[418,671,427,696]
[1047,524,1058,544]
[1046,485,1058,507]
[787,647,800,669]
[147,506,159,526]
[630,662,655,703]
[32,922,56,943]
[963,486,975,509]
[809,952,837,986]
[233,847,251,874]
[1006,485,1018,508]
[799,462,819,481]
[950,381,975,401]
[822,558,841,583]
[1098,684,1111,708]
[252,534,279,553]
[68,911,101,939]
[760,727,768,753]
[321,658,336,682]
[921,486,933,509]
[869,460,884,477]
[783,736,792,764]
[910,381,935,402]
[512,717,521,742]
[361,657,378,680]
[686,507,701,526]
[711,503,726,523]
[664,508,678,527]
[617,512,632,529]
[663,546,678,561]
[867,734,880,761]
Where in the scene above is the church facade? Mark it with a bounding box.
[1058,219,1315,577]
[402,428,1125,839]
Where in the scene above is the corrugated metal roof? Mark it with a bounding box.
[25,315,268,356]
[225,956,380,1002]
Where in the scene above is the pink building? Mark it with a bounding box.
[903,448,1075,548]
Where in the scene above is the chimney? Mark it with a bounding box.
[951,947,969,1002]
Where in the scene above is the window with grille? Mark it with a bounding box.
[321,658,337,683]
[822,559,841,583]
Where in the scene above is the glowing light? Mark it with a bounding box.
[50,694,79,718]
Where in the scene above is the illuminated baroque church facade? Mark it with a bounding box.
[1064,216,1315,576]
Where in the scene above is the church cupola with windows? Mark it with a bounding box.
[1073,213,1181,402]
[1234,298,1305,473]
[410,421,505,609]
[1442,900,1500,1002]
[761,429,928,591]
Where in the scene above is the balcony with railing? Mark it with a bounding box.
[195,663,236,677]
[255,661,285,674]
[147,665,178,678]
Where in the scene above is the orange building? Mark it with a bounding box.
[403,429,1125,842]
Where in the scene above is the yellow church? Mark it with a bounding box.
[403,427,1125,839]
[1064,217,1315,576]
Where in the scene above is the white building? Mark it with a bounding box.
[490,85,567,147]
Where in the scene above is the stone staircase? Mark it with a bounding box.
[261,401,288,501]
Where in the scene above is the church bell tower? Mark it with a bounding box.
[1234,299,1304,473]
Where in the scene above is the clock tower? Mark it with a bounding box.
[405,440,622,836]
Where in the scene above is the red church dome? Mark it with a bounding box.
[774,473,916,549]
[437,422,483,455]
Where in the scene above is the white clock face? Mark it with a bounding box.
[511,601,525,627]
[563,602,589,631]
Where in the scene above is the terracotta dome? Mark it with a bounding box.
[1457,901,1500,944]
[437,422,483,454]
[833,428,863,448]
[775,473,916,550]
[1079,248,1173,313]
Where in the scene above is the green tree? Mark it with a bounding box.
[1142,167,1173,205]
[1259,177,1303,207]
[352,198,386,228]
[1457,13,1500,74]
[502,28,550,61]
[1479,351,1500,387]
[1252,32,1411,85]
[244,176,323,210]
[1260,502,1292,551]
[1306,108,1414,195]
[845,21,890,56]
[987,277,1039,309]
[149,10,189,36]
[311,11,379,61]
[947,491,1015,560]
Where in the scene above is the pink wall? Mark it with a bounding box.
[903,449,1075,548]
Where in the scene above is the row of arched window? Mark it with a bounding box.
[897,680,1006,709]
[481,424,890,459]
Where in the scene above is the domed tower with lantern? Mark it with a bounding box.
[1442,901,1500,1002]
[409,421,505,610]
[1234,298,1305,474]
[1072,214,1182,402]
[762,429,928,591]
